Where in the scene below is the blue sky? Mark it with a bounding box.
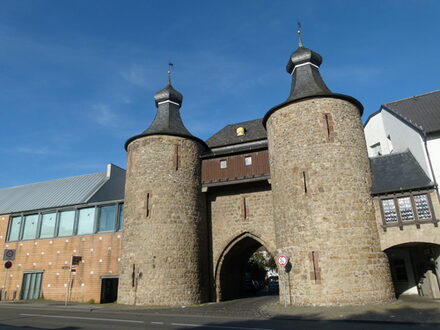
[1,0,439,187]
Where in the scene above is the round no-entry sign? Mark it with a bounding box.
[277,255,289,267]
[4,261,12,269]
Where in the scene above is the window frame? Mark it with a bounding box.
[21,213,40,240]
[38,211,58,239]
[220,159,227,169]
[379,191,437,230]
[5,200,124,242]
[116,203,124,232]
[97,204,118,233]
[7,215,24,242]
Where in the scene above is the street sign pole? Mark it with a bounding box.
[65,256,72,307]
[276,255,289,308]
[2,268,8,300]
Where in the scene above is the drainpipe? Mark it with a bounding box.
[423,132,439,198]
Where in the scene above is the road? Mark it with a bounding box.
[0,296,438,329]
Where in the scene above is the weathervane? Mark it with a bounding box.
[297,21,303,47]
[168,62,173,84]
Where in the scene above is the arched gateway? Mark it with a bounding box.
[215,233,275,301]
[118,32,395,306]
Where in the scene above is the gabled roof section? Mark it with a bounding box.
[382,90,440,135]
[370,150,435,195]
[205,118,267,149]
[0,164,125,215]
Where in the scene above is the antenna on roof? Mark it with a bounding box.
[168,62,173,85]
[297,21,303,47]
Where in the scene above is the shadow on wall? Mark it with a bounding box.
[385,242,440,299]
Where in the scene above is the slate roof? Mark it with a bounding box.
[205,118,267,148]
[125,82,207,151]
[0,164,125,215]
[370,150,435,195]
[382,90,440,135]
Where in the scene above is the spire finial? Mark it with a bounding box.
[297,21,303,47]
[168,62,173,85]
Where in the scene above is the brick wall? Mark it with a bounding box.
[0,214,122,303]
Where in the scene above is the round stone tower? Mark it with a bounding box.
[118,75,208,306]
[263,35,394,305]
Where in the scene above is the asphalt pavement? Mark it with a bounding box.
[0,294,439,329]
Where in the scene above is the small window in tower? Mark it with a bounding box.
[220,159,227,169]
[245,156,252,166]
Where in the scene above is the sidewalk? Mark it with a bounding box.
[1,295,440,325]
[263,295,440,324]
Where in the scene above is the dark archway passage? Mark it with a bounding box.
[216,234,276,301]
[385,242,440,298]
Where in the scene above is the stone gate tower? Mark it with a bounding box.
[263,36,395,305]
[118,76,208,306]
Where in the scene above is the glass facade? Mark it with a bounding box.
[58,210,75,237]
[22,214,39,240]
[40,212,57,238]
[8,216,22,241]
[98,205,117,232]
[7,202,123,241]
[117,204,124,231]
[77,207,96,235]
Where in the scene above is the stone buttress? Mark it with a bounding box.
[118,77,208,306]
[263,37,395,305]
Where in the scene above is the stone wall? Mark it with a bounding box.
[119,135,207,306]
[265,97,395,305]
[207,181,276,300]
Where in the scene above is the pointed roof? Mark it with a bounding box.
[125,80,207,150]
[382,90,440,135]
[263,35,363,127]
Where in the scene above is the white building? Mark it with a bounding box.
[364,90,440,188]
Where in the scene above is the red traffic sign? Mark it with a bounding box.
[277,255,289,267]
[4,261,12,269]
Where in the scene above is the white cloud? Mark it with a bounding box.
[16,146,50,155]
[91,104,120,128]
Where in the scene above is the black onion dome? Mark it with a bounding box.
[124,81,207,151]
[154,82,183,106]
[263,41,364,128]
[286,46,323,74]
